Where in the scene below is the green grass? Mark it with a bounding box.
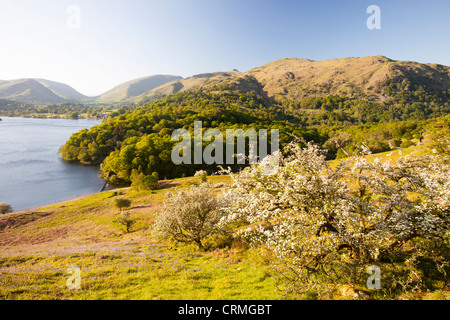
[329,143,430,168]
[0,245,277,300]
[1,165,448,300]
[0,175,280,300]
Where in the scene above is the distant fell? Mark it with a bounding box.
[0,78,89,103]
[33,78,89,101]
[96,74,182,103]
[0,79,64,103]
[134,70,240,103]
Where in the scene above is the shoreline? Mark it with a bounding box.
[13,186,130,214]
[13,192,100,214]
[0,115,103,121]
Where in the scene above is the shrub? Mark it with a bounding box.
[366,140,390,153]
[155,183,228,250]
[115,211,136,233]
[0,202,13,214]
[194,170,208,184]
[131,170,159,191]
[400,139,415,148]
[221,142,450,298]
[114,197,132,211]
[139,172,159,190]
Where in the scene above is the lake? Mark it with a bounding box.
[0,117,104,211]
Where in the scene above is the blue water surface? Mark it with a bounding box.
[0,117,104,211]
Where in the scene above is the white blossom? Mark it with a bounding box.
[220,141,450,296]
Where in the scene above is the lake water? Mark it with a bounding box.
[0,117,104,211]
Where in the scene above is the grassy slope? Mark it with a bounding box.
[1,148,448,300]
[0,175,277,300]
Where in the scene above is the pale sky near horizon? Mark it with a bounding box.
[0,0,449,96]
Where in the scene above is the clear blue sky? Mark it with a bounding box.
[0,0,449,96]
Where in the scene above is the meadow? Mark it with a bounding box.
[0,175,278,300]
[0,147,448,300]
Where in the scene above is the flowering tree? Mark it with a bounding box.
[220,142,450,297]
[155,183,228,250]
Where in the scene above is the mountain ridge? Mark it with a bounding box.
[95,74,183,103]
[134,70,240,103]
[33,78,89,101]
[0,79,64,103]
[1,56,449,105]
[199,55,450,104]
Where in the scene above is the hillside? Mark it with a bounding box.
[202,56,450,104]
[58,57,450,185]
[1,147,448,300]
[33,78,89,101]
[3,56,449,107]
[0,78,89,104]
[134,70,240,103]
[0,175,279,300]
[0,79,65,103]
[96,75,182,103]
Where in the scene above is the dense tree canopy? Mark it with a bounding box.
[59,86,450,185]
